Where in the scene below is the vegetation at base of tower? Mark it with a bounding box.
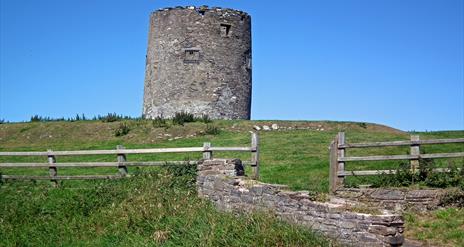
[199,114,212,123]
[172,111,195,125]
[114,122,131,137]
[152,115,168,128]
[170,112,214,126]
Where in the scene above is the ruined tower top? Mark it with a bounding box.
[142,6,252,120]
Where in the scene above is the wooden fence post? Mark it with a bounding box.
[117,145,128,176]
[203,142,212,160]
[329,137,338,193]
[251,132,260,180]
[410,135,420,172]
[47,149,57,187]
[337,132,346,187]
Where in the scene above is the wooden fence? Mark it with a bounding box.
[329,132,464,193]
[0,132,260,185]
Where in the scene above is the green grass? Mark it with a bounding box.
[0,168,332,246]
[405,208,464,246]
[0,119,463,246]
[1,120,462,192]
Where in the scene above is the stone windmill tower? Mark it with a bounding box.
[142,6,252,119]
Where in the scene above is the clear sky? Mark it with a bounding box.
[0,0,463,131]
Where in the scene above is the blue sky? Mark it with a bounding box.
[0,0,463,131]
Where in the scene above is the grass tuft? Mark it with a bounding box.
[204,124,220,135]
[114,122,131,137]
[172,111,195,126]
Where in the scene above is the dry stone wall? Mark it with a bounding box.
[197,159,405,246]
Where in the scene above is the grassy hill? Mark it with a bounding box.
[0,119,462,191]
[0,119,463,246]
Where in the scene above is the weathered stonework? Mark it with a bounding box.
[143,6,252,119]
[197,159,405,246]
[335,188,452,212]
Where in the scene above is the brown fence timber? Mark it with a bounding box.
[329,132,464,193]
[0,132,260,184]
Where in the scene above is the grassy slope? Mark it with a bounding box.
[0,170,331,246]
[0,120,463,246]
[0,120,462,191]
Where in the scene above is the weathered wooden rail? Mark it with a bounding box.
[0,132,260,185]
[329,132,464,192]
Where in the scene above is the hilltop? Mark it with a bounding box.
[0,119,403,149]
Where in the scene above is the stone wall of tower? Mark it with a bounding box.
[143,6,252,119]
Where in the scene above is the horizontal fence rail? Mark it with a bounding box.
[338,167,458,177]
[329,132,464,193]
[339,152,464,162]
[0,147,255,156]
[338,138,464,148]
[0,161,199,168]
[1,175,124,180]
[0,132,260,185]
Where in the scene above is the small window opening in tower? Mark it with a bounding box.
[184,48,200,63]
[220,23,231,37]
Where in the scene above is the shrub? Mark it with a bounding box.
[28,114,86,122]
[152,115,168,128]
[101,113,121,122]
[371,162,415,187]
[424,163,463,188]
[204,124,220,135]
[172,111,195,126]
[369,159,464,189]
[30,115,42,122]
[114,122,130,137]
[358,122,367,129]
[0,119,5,124]
[164,161,197,188]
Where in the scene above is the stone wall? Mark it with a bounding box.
[335,188,450,212]
[197,159,405,246]
[143,6,252,120]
